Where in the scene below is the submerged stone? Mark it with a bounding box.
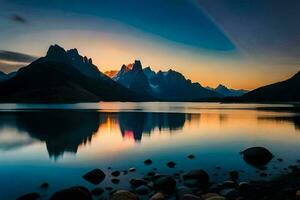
[111,178,120,184]
[153,175,176,194]
[40,182,49,189]
[111,170,120,177]
[82,169,105,184]
[16,193,40,200]
[49,186,92,200]
[183,169,209,186]
[130,178,147,188]
[91,187,104,196]
[144,159,153,165]
[241,147,273,168]
[167,161,176,168]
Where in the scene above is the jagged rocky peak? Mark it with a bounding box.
[46,44,68,60]
[132,60,143,71]
[67,48,79,56]
[216,84,228,90]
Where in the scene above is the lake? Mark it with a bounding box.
[0,102,299,199]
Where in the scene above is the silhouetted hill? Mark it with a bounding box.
[0,45,150,102]
[242,71,300,102]
[207,84,248,97]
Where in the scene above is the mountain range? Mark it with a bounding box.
[0,45,149,102]
[0,44,298,102]
[206,85,248,97]
[105,61,246,101]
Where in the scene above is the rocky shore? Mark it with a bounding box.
[16,147,300,200]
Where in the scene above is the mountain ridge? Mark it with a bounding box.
[0,45,151,102]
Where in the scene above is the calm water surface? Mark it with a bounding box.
[0,102,299,199]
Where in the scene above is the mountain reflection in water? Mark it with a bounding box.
[0,111,190,158]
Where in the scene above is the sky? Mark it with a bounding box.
[0,0,299,90]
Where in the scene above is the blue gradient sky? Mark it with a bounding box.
[0,0,299,89]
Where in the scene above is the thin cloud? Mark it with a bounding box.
[10,15,27,24]
[0,50,37,63]
[0,61,25,73]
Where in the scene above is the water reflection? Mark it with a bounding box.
[0,107,300,160]
[0,111,190,158]
[257,115,300,130]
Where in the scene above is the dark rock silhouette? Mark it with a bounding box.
[0,45,150,102]
[242,71,300,102]
[82,169,106,185]
[241,147,274,168]
[49,186,92,200]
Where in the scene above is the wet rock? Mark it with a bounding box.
[176,186,193,199]
[181,194,202,200]
[153,175,176,194]
[49,186,92,200]
[40,182,49,189]
[16,192,40,200]
[183,169,209,187]
[110,190,138,200]
[147,171,156,177]
[296,190,300,200]
[82,169,105,184]
[129,168,136,172]
[201,193,219,199]
[188,155,195,159]
[144,159,153,165]
[150,192,165,200]
[208,184,222,193]
[229,170,239,181]
[106,187,113,191]
[111,178,120,184]
[91,187,104,196]
[167,161,176,168]
[238,182,251,191]
[135,185,151,195]
[220,188,240,199]
[205,196,226,200]
[111,170,120,177]
[222,180,237,189]
[183,179,199,187]
[130,178,147,188]
[240,147,273,167]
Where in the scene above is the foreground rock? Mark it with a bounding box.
[183,169,209,187]
[16,192,40,200]
[110,190,138,200]
[150,192,165,200]
[153,175,176,194]
[240,147,273,167]
[82,169,105,184]
[49,186,92,200]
